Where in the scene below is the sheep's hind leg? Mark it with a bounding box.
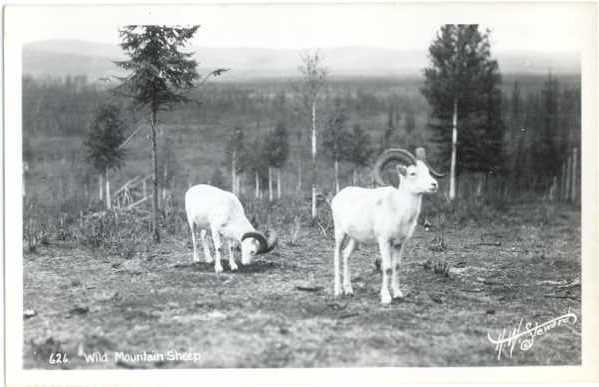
[227,240,238,271]
[391,243,405,299]
[210,226,224,273]
[377,237,393,305]
[342,238,357,296]
[199,229,213,263]
[189,221,200,263]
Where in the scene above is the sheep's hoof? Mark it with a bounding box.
[380,292,392,305]
[392,288,404,299]
[374,259,381,272]
[343,285,354,296]
[229,262,239,271]
[192,255,201,263]
[214,265,223,274]
[204,255,214,263]
[334,286,342,297]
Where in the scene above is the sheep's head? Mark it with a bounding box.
[240,230,278,264]
[374,147,445,194]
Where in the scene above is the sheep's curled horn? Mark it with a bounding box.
[241,230,278,254]
[373,148,417,186]
[373,148,446,186]
[414,147,446,179]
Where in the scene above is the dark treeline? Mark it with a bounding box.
[502,76,581,195]
[22,71,580,212]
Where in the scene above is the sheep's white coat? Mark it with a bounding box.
[331,160,438,304]
[185,184,261,273]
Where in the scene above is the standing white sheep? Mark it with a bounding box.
[185,184,277,273]
[330,148,445,304]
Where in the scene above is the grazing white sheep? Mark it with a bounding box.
[185,184,277,273]
[331,148,445,304]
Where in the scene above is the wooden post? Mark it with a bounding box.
[571,147,578,203]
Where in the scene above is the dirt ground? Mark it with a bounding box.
[23,206,581,368]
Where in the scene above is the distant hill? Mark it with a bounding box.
[23,39,580,81]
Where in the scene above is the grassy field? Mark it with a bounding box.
[23,202,581,368]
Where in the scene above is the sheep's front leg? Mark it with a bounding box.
[333,232,345,297]
[377,237,393,305]
[391,243,405,299]
[210,226,224,273]
[342,238,357,295]
[189,221,200,263]
[227,240,238,271]
[199,229,213,263]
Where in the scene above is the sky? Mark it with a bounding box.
[7,3,591,53]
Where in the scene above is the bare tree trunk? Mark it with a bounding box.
[560,161,567,201]
[151,109,160,243]
[277,168,282,199]
[237,173,242,196]
[98,174,104,201]
[352,168,357,186]
[549,176,557,201]
[475,173,483,197]
[311,101,317,219]
[255,171,260,199]
[105,169,111,210]
[334,159,340,193]
[297,157,302,192]
[268,167,273,201]
[566,150,572,202]
[162,161,168,205]
[449,98,458,201]
[23,163,27,197]
[571,147,578,203]
[231,150,237,195]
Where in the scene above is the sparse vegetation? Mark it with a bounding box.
[21,23,581,368]
[23,201,581,368]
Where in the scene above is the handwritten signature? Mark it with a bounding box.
[487,310,577,360]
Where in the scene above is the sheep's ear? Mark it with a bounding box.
[396,164,408,176]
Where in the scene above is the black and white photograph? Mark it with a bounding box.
[3,2,599,384]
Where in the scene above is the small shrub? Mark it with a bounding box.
[288,216,302,245]
[72,209,152,258]
[23,197,51,252]
[423,258,451,277]
[429,231,447,252]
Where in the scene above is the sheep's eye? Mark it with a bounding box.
[409,172,417,176]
